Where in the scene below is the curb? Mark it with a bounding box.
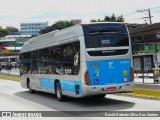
[0,74,20,81]
[122,88,160,100]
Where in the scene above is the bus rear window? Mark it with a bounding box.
[82,23,130,56]
[82,23,129,48]
[85,34,129,48]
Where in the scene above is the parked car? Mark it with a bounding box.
[6,62,12,70]
[1,62,7,69]
[11,62,19,68]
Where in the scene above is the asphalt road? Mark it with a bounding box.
[0,79,160,120]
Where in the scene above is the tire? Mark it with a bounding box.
[28,80,35,94]
[92,94,106,99]
[55,81,65,101]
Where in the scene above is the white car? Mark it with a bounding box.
[11,62,19,68]
[1,62,7,68]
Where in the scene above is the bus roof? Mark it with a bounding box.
[20,24,84,53]
[20,22,126,53]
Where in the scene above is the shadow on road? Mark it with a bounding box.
[15,91,135,116]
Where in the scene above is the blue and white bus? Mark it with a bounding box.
[20,22,134,101]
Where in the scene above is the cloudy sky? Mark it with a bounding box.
[0,0,160,29]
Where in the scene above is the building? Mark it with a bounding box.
[71,19,82,24]
[129,23,160,54]
[20,22,48,35]
[129,23,160,65]
[0,35,33,63]
[5,35,33,44]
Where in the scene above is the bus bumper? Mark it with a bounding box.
[81,81,134,96]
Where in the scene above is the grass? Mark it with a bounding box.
[0,74,20,81]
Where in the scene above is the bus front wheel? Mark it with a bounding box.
[55,81,65,101]
[27,80,35,94]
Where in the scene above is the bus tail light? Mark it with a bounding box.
[130,67,134,81]
[84,70,90,85]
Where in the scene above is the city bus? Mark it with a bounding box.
[0,39,22,51]
[20,22,134,101]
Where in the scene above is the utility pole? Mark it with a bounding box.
[137,9,153,24]
[148,9,152,24]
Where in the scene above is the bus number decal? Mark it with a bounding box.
[64,69,72,74]
[101,39,110,44]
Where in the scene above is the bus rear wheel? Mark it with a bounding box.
[55,81,65,101]
[92,94,106,99]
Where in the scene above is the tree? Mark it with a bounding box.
[54,20,74,30]
[6,27,18,33]
[39,20,75,34]
[0,29,9,37]
[104,16,111,21]
[39,26,53,34]
[90,19,98,22]
[110,14,116,21]
[116,15,124,22]
[91,14,124,22]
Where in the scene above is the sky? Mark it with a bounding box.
[0,0,160,29]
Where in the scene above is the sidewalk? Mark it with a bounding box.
[0,69,20,76]
[134,73,160,90]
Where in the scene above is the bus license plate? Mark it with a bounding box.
[107,87,116,91]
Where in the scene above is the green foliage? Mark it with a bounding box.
[39,20,75,34]
[91,13,124,22]
[0,27,18,37]
[6,27,18,33]
[54,20,74,30]
[90,19,97,22]
[0,29,9,37]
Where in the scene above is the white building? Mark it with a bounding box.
[20,22,48,35]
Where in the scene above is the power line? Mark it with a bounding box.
[124,11,137,17]
[137,9,153,24]
[124,6,160,17]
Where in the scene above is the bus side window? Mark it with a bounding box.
[63,45,73,57]
[31,51,38,74]
[56,48,63,59]
[72,42,80,75]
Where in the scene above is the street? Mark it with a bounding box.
[0,79,160,112]
[0,79,160,120]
